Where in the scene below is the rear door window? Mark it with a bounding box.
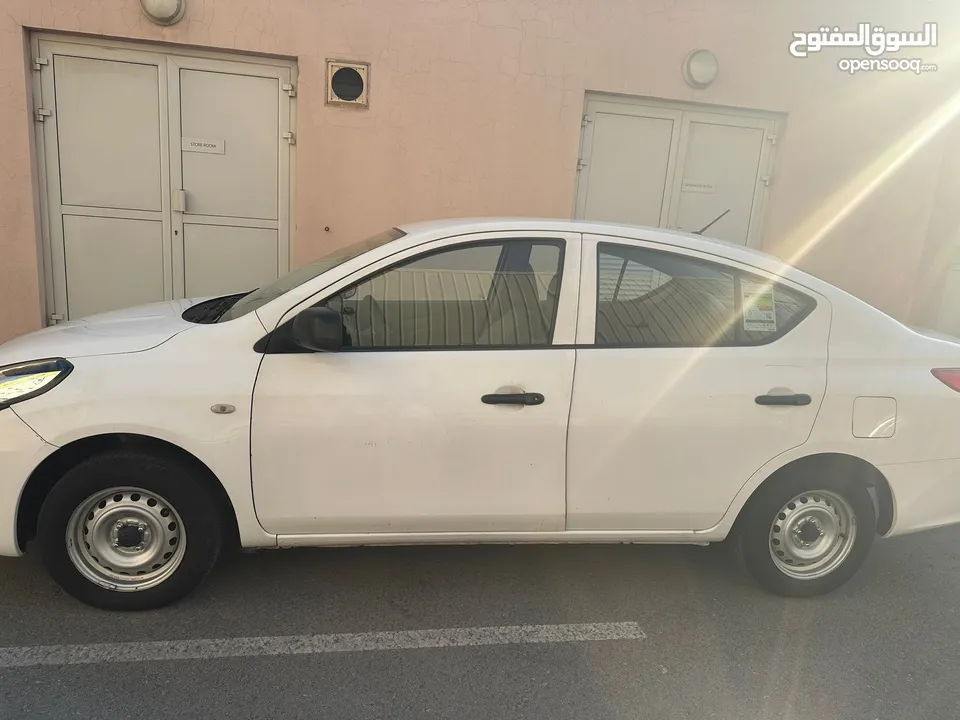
[595,243,815,347]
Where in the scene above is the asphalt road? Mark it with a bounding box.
[1,527,959,720]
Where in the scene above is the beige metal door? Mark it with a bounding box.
[575,96,778,248]
[575,101,681,227]
[666,113,776,245]
[36,45,172,320]
[168,56,292,299]
[33,36,294,322]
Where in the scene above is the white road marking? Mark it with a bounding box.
[0,621,645,669]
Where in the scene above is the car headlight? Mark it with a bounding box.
[0,358,73,409]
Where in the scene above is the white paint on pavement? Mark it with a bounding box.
[0,621,645,669]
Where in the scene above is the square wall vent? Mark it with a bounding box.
[326,60,370,107]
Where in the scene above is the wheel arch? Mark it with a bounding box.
[16,433,240,552]
[730,452,894,537]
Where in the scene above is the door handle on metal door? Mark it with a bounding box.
[481,392,545,406]
[755,393,812,406]
[172,189,187,213]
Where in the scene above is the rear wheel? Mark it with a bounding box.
[38,450,223,610]
[735,475,876,597]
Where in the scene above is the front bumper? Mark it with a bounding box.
[881,457,960,537]
[0,409,54,556]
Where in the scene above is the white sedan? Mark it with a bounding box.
[2,218,960,610]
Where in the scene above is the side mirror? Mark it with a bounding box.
[291,306,343,352]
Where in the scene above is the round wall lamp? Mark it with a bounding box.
[139,0,187,26]
[682,49,719,89]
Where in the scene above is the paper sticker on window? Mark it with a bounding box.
[741,280,777,332]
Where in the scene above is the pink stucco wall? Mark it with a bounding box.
[1,0,958,342]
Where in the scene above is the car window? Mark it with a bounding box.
[322,240,564,349]
[595,242,813,347]
[217,227,406,322]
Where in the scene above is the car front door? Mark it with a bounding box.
[250,231,580,536]
[566,235,830,531]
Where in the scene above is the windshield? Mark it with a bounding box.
[217,227,406,322]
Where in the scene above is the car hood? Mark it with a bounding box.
[0,298,210,365]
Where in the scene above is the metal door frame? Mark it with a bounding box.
[33,39,172,322]
[574,100,683,228]
[166,54,293,300]
[665,110,778,249]
[574,93,783,250]
[29,32,298,324]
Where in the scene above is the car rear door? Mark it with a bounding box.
[566,234,830,531]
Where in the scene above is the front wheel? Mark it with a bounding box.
[37,450,224,610]
[735,476,876,597]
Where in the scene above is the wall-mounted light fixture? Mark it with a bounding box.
[139,0,187,26]
[682,49,719,89]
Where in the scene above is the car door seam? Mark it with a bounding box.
[564,233,585,531]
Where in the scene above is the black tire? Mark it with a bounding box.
[37,449,224,611]
[734,474,876,597]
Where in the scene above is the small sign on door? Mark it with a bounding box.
[182,137,225,154]
[681,179,716,193]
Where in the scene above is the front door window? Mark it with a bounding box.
[322,240,564,349]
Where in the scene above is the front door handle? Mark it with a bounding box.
[755,393,812,406]
[481,392,545,406]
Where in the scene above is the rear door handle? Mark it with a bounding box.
[481,392,545,406]
[755,393,812,406]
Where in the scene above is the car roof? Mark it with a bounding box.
[397,217,805,282]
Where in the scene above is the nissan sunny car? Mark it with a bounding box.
[2,218,960,610]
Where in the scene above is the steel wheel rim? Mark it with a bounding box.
[65,487,186,592]
[769,489,857,580]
